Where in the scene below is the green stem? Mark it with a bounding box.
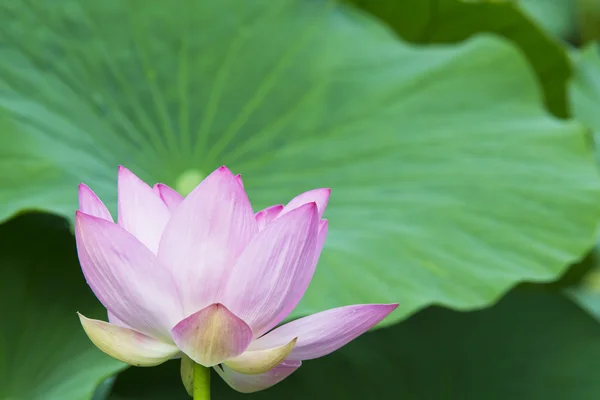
[193,363,211,400]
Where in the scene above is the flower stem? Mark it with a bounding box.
[193,363,211,400]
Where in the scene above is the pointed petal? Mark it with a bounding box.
[78,313,179,367]
[280,188,330,219]
[224,337,297,375]
[171,303,253,367]
[315,219,328,265]
[117,166,170,253]
[249,304,398,360]
[255,204,283,231]
[259,219,330,335]
[158,166,257,314]
[75,211,183,339]
[223,203,318,336]
[180,355,194,396]
[235,174,244,189]
[78,184,113,222]
[216,360,302,393]
[154,183,184,211]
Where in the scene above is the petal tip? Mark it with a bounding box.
[384,303,399,312]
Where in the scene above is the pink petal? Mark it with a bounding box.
[153,183,184,211]
[171,303,252,367]
[258,219,330,335]
[315,220,328,265]
[255,204,284,231]
[78,184,113,222]
[235,174,244,189]
[75,211,183,340]
[78,313,180,367]
[117,166,170,254]
[249,304,398,360]
[107,311,131,329]
[280,188,330,219]
[215,360,302,393]
[222,203,319,336]
[158,166,257,315]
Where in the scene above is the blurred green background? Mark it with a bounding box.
[2,0,600,398]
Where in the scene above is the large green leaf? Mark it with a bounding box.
[0,213,125,399]
[1,0,599,325]
[570,42,600,161]
[566,43,600,319]
[520,0,578,42]
[108,289,600,400]
[351,0,572,117]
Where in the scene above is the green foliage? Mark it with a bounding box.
[350,0,572,116]
[2,0,599,329]
[0,214,125,399]
[570,42,600,161]
[1,0,600,398]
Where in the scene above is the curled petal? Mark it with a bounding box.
[249,304,398,360]
[280,188,330,219]
[117,166,170,253]
[224,337,297,375]
[78,184,113,221]
[158,166,257,314]
[255,204,283,230]
[153,183,184,211]
[75,211,183,340]
[171,303,253,367]
[222,203,319,336]
[78,313,179,367]
[215,360,302,393]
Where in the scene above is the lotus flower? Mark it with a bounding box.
[76,166,397,393]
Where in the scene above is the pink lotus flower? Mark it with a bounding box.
[76,166,397,393]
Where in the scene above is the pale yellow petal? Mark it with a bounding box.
[224,337,297,375]
[78,313,179,367]
[180,355,194,396]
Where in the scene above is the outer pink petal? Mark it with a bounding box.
[215,360,302,393]
[171,303,252,367]
[153,183,184,211]
[235,174,244,189]
[249,304,398,361]
[117,166,170,254]
[280,188,330,219]
[78,184,113,222]
[255,204,283,231]
[75,211,183,340]
[315,220,328,265]
[158,166,258,315]
[107,311,131,329]
[255,219,329,337]
[222,203,318,336]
